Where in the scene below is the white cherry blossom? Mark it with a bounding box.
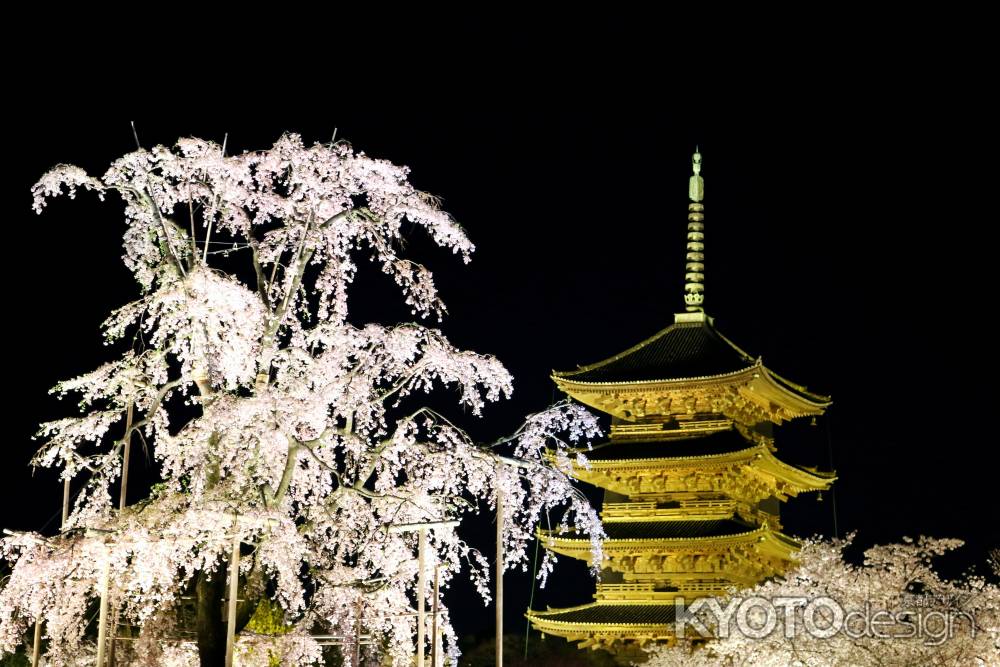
[2,135,604,666]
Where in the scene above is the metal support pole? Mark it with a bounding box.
[437,623,444,667]
[431,564,440,667]
[496,475,504,667]
[35,478,74,665]
[31,619,41,666]
[96,556,110,667]
[62,479,70,529]
[417,527,426,667]
[524,534,541,660]
[224,531,240,667]
[107,611,117,667]
[119,403,133,511]
[39,476,74,666]
[353,594,362,667]
[386,520,456,667]
[106,403,130,667]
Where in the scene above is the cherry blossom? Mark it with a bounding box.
[2,135,605,666]
[644,535,1000,667]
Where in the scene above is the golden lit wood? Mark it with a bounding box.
[525,151,834,659]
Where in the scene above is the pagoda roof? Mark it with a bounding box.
[527,602,678,626]
[541,521,802,558]
[602,519,756,540]
[553,318,754,384]
[571,437,835,498]
[585,428,755,461]
[552,315,830,410]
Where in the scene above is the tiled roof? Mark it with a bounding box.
[554,320,754,383]
[533,603,677,625]
[585,428,756,461]
[602,519,757,540]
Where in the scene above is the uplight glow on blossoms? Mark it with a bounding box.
[2,135,605,666]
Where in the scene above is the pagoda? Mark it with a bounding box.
[525,150,835,661]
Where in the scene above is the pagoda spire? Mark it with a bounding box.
[684,148,706,313]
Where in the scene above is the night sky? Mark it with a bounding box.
[4,106,996,643]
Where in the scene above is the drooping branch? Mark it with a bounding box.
[13,135,602,667]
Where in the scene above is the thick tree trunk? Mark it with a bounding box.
[194,556,259,666]
[196,565,226,667]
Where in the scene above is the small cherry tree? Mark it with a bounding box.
[644,536,1000,667]
[0,134,604,666]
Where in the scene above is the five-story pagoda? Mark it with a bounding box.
[525,150,835,660]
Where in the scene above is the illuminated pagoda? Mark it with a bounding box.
[525,150,835,661]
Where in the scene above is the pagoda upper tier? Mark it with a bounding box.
[552,312,830,425]
[575,423,834,510]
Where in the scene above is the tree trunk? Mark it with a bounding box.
[195,557,259,667]
[196,565,226,667]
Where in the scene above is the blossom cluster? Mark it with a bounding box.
[3,135,604,666]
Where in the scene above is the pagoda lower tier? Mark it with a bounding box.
[526,510,803,654]
[526,421,834,658]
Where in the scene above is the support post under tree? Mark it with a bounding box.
[389,521,458,667]
[387,520,458,667]
[496,467,504,667]
[354,593,362,667]
[119,403,133,511]
[107,402,132,667]
[35,478,73,663]
[431,564,440,667]
[417,527,426,667]
[61,479,70,529]
[224,530,240,667]
[95,554,111,667]
[31,618,41,666]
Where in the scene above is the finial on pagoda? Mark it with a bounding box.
[683,148,706,313]
[689,146,704,202]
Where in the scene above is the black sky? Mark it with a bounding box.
[3,95,996,641]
